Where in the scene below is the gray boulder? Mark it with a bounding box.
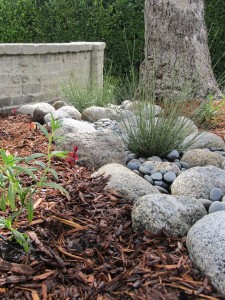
[17,102,55,117]
[56,130,126,169]
[32,104,55,122]
[150,161,180,175]
[171,166,225,199]
[181,149,225,168]
[54,118,96,137]
[132,194,206,237]
[125,101,162,117]
[58,105,81,120]
[182,132,225,149]
[176,116,198,134]
[82,106,120,122]
[52,100,67,109]
[43,110,70,124]
[92,163,159,203]
[187,211,225,294]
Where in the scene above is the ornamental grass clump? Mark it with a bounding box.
[121,97,210,158]
[60,73,117,112]
[0,114,76,251]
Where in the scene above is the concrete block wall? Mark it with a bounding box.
[0,42,105,113]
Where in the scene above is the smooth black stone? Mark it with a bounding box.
[210,188,223,202]
[158,169,167,175]
[142,161,155,171]
[139,165,151,175]
[208,201,225,213]
[155,186,169,194]
[127,162,140,170]
[163,171,176,183]
[174,161,182,169]
[180,161,190,169]
[144,175,154,184]
[153,180,169,190]
[147,156,162,162]
[166,149,180,161]
[151,172,163,181]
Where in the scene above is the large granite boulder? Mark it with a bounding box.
[82,106,120,122]
[92,163,159,203]
[182,132,225,149]
[132,194,206,237]
[171,166,225,199]
[52,100,67,109]
[32,104,55,122]
[58,106,81,120]
[181,149,225,168]
[176,116,198,134]
[125,101,163,117]
[187,211,225,294]
[43,110,70,124]
[17,103,55,118]
[54,118,96,137]
[56,130,126,169]
[148,161,180,175]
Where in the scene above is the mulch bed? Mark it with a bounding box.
[0,113,225,300]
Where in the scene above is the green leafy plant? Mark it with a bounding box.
[0,114,73,251]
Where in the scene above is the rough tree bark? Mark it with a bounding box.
[136,0,220,100]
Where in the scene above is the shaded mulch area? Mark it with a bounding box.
[0,114,225,300]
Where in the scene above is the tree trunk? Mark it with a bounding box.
[136,0,220,101]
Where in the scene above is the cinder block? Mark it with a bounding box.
[22,44,37,55]
[3,44,22,55]
[46,62,61,73]
[0,97,12,107]
[22,84,41,94]
[40,54,53,63]
[12,75,23,84]
[12,95,33,105]
[1,86,21,97]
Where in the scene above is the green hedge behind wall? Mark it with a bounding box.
[0,0,224,82]
[205,0,225,85]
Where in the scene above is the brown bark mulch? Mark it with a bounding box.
[0,113,225,300]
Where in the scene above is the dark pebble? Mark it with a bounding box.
[163,171,176,183]
[208,201,225,213]
[139,165,151,175]
[210,188,223,202]
[174,161,182,169]
[151,172,163,181]
[166,149,180,161]
[127,162,140,171]
[147,156,162,162]
[144,175,154,184]
[142,161,155,171]
[180,161,190,169]
[155,186,169,194]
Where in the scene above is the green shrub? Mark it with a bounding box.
[0,0,224,81]
[0,0,39,42]
[205,0,225,87]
